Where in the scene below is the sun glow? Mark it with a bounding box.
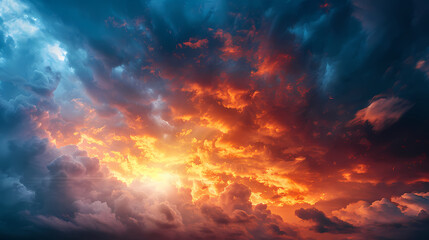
[44,119,323,206]
[40,88,323,207]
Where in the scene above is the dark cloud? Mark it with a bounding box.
[0,0,429,239]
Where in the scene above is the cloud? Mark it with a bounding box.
[295,207,357,234]
[349,96,413,131]
[393,192,429,216]
[36,200,126,233]
[332,192,429,239]
[334,192,429,225]
[220,183,253,213]
[1,0,429,239]
[333,198,407,225]
[0,130,300,240]
[0,140,303,239]
[182,39,209,49]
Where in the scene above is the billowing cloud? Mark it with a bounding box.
[1,0,429,239]
[332,192,429,239]
[333,192,429,225]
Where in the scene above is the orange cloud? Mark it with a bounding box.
[182,38,209,49]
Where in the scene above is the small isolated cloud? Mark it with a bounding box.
[295,207,357,234]
[349,96,413,131]
[182,39,208,49]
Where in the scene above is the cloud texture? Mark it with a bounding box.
[1,0,429,239]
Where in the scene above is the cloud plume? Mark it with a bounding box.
[1,0,429,239]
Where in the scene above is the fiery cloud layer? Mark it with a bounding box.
[1,0,429,239]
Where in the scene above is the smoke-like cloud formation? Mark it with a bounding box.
[295,207,356,234]
[349,96,413,131]
[1,0,429,239]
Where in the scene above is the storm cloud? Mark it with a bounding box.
[1,0,429,239]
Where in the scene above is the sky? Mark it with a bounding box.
[1,0,429,239]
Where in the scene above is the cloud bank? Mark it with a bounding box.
[1,0,429,239]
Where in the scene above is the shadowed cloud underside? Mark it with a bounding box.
[1,0,429,239]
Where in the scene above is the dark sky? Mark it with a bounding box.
[1,0,429,239]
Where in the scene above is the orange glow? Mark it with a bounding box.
[39,31,344,213]
[43,95,326,206]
